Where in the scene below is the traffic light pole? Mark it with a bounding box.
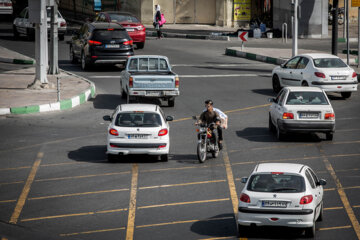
[291,0,298,57]
[48,1,59,74]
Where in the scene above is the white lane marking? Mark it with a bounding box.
[89,74,271,79]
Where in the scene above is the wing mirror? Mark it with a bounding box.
[280,63,285,68]
[318,179,327,186]
[103,115,112,121]
[241,177,248,183]
[166,116,174,121]
[268,98,276,103]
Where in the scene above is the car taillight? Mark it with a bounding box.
[282,112,294,119]
[129,77,133,88]
[136,25,145,31]
[60,22,66,27]
[123,40,133,45]
[5,2,12,6]
[300,195,313,204]
[240,193,250,203]
[109,128,118,136]
[314,72,326,78]
[158,129,168,136]
[325,113,335,120]
[88,40,102,46]
[175,77,179,88]
[352,72,358,78]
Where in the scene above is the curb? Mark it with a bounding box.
[0,70,96,116]
[338,38,357,43]
[146,31,230,41]
[0,57,34,65]
[225,48,286,65]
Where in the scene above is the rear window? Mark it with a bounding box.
[109,14,140,23]
[128,58,169,71]
[313,58,347,68]
[115,112,162,127]
[92,29,128,41]
[247,173,305,193]
[286,91,329,105]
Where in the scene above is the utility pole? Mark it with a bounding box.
[48,0,59,74]
[291,0,298,57]
[332,0,339,55]
[345,0,349,64]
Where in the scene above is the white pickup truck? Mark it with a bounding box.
[120,55,180,107]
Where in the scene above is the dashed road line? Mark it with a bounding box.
[319,225,352,231]
[60,227,126,237]
[35,170,131,182]
[9,151,42,224]
[138,179,226,190]
[125,164,139,240]
[138,198,229,209]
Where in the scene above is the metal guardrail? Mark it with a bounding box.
[282,23,287,43]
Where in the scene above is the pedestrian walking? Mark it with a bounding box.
[153,4,163,39]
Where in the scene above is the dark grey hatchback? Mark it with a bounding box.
[70,22,134,70]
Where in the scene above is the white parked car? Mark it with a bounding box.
[104,104,173,162]
[0,0,13,15]
[237,163,326,238]
[13,7,67,40]
[269,87,335,140]
[272,53,358,98]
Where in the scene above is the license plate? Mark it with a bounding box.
[126,28,135,32]
[105,44,120,48]
[128,134,148,139]
[331,76,346,80]
[299,112,319,119]
[146,91,161,96]
[262,201,287,208]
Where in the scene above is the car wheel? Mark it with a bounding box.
[326,132,334,141]
[276,123,285,141]
[160,154,168,162]
[268,114,275,132]
[81,52,90,70]
[13,25,19,40]
[304,222,315,238]
[107,154,117,163]
[317,203,324,222]
[341,92,352,99]
[121,86,127,99]
[127,93,134,103]
[237,224,248,237]
[59,34,65,41]
[69,45,77,63]
[272,75,281,93]
[301,81,309,87]
[137,42,145,49]
[168,98,175,107]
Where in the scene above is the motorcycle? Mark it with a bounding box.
[193,116,220,163]
[328,6,344,25]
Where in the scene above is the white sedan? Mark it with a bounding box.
[272,53,358,98]
[237,163,326,238]
[268,87,335,140]
[13,7,67,40]
[104,104,173,162]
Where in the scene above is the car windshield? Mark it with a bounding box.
[286,91,329,105]
[109,14,140,23]
[313,58,347,68]
[247,173,305,193]
[92,29,128,41]
[46,9,62,18]
[115,112,162,127]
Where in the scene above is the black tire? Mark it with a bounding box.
[272,75,281,93]
[304,222,315,238]
[160,154,168,162]
[237,224,248,237]
[326,132,334,141]
[268,114,275,132]
[168,98,175,107]
[137,42,145,49]
[69,45,77,63]
[107,154,117,162]
[13,25,19,40]
[121,86,127,99]
[317,203,323,222]
[126,93,132,103]
[59,34,65,41]
[197,142,206,163]
[301,81,309,87]
[341,92,352,99]
[276,123,285,141]
[81,52,90,70]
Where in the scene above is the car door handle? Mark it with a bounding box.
[300,72,303,74]
[290,71,292,74]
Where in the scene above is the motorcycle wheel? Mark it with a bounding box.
[197,142,207,163]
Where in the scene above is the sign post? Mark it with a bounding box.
[352,0,360,67]
[238,31,248,50]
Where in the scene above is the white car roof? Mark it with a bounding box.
[128,55,168,59]
[299,53,339,59]
[254,163,305,174]
[283,86,324,92]
[117,104,159,112]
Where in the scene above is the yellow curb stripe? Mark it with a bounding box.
[0,199,16,204]
[35,171,131,182]
[0,181,25,186]
[139,179,226,190]
[138,198,229,209]
[125,164,138,240]
[324,206,344,210]
[0,166,31,171]
[9,152,42,224]
[60,227,126,237]
[28,188,129,200]
[319,225,352,231]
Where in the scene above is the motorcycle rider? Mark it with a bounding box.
[198,100,223,150]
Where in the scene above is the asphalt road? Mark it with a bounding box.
[0,22,360,240]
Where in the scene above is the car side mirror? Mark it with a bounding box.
[268,98,276,103]
[318,179,327,186]
[280,63,285,68]
[166,116,174,121]
[103,115,112,121]
[241,177,248,183]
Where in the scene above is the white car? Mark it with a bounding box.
[0,0,12,15]
[13,7,67,40]
[104,104,173,162]
[237,163,326,238]
[269,87,335,141]
[272,53,358,98]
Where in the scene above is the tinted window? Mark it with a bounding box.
[308,168,319,185]
[19,8,26,18]
[297,57,309,69]
[286,91,329,105]
[109,14,140,23]
[305,170,316,189]
[115,112,162,127]
[92,29,128,41]
[313,58,347,68]
[275,90,284,104]
[128,59,138,71]
[159,59,168,70]
[285,57,301,69]
[247,173,305,193]
[46,9,62,18]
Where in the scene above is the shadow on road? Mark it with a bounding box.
[252,88,277,97]
[92,94,124,110]
[190,214,237,238]
[238,225,305,239]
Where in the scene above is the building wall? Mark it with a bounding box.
[330,0,359,23]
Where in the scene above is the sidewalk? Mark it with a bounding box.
[0,47,95,115]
